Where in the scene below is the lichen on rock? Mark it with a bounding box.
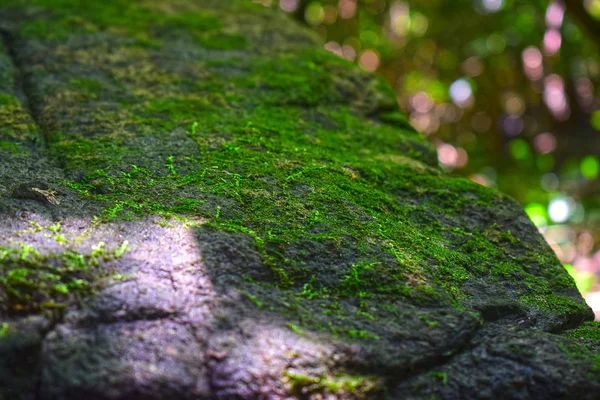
[0,1,599,399]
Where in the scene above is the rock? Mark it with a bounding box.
[0,1,598,399]
[11,181,60,205]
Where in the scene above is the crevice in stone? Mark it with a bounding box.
[331,315,483,395]
[0,28,49,148]
[376,328,483,396]
[0,26,67,388]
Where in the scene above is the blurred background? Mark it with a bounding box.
[254,0,600,317]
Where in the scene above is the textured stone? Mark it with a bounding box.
[0,1,599,399]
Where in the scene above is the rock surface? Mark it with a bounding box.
[0,1,599,399]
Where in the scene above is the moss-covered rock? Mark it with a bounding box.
[0,1,598,399]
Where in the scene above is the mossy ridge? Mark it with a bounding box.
[14,0,248,50]
[1,0,589,337]
[18,1,216,36]
[49,63,589,329]
[0,221,130,314]
[60,103,464,310]
[0,45,39,144]
[564,321,600,346]
[0,98,39,142]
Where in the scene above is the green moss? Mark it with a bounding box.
[55,90,584,334]
[419,315,439,327]
[287,323,305,336]
[50,134,128,171]
[347,329,380,340]
[140,97,219,131]
[0,223,130,314]
[557,340,600,377]
[521,294,589,318]
[15,0,247,51]
[379,111,413,129]
[0,93,18,105]
[429,371,448,386]
[243,291,263,308]
[298,275,324,299]
[564,321,600,344]
[284,370,382,399]
[0,322,9,338]
[0,140,25,154]
[0,99,39,142]
[19,1,216,35]
[339,261,381,298]
[70,78,101,95]
[19,17,98,41]
[195,32,247,50]
[1,0,587,339]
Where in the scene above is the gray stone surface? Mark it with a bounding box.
[1,1,599,399]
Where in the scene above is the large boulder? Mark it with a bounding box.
[0,1,599,399]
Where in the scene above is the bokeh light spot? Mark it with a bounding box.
[503,115,524,136]
[575,78,594,107]
[341,44,357,61]
[410,113,437,134]
[578,231,595,255]
[533,132,557,153]
[509,139,531,160]
[410,12,429,36]
[324,41,342,57]
[481,0,504,12]
[462,56,484,77]
[503,93,525,116]
[486,33,506,54]
[522,47,543,69]
[305,2,325,26]
[437,143,458,169]
[449,79,472,105]
[358,50,380,71]
[323,5,338,24]
[581,155,599,179]
[585,0,600,18]
[544,29,562,55]
[455,148,469,168]
[470,174,490,187]
[548,198,570,223]
[360,30,379,47]
[522,46,544,80]
[540,173,559,192]
[339,0,357,19]
[390,2,410,36]
[590,110,600,131]
[544,74,570,120]
[411,92,433,113]
[279,0,300,12]
[546,2,565,29]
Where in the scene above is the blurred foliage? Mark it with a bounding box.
[257,0,600,305]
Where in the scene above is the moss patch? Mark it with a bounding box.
[17,0,246,51]
[564,321,600,345]
[0,0,591,340]
[0,221,129,314]
[557,339,600,378]
[0,96,39,142]
[284,369,383,399]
